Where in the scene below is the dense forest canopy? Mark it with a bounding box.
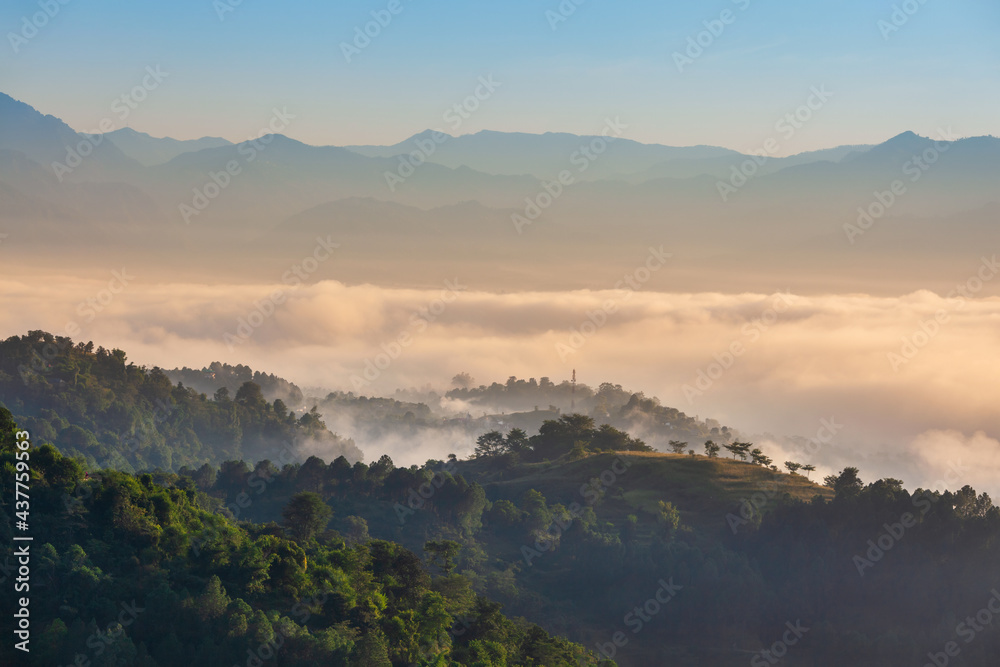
[0,332,362,473]
[0,406,605,666]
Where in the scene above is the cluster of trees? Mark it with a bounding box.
[446,375,599,413]
[474,414,652,462]
[0,407,609,666]
[685,439,816,476]
[0,332,362,472]
[187,419,1000,665]
[446,376,729,445]
[167,362,305,407]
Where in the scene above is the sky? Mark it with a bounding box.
[2,0,998,154]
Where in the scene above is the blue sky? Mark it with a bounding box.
[2,0,997,153]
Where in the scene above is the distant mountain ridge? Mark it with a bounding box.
[105,127,232,166]
[1,91,999,295]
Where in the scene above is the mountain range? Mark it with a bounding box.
[1,91,997,294]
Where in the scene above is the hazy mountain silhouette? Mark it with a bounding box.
[105,127,232,166]
[0,92,139,181]
[347,128,744,180]
[2,92,999,294]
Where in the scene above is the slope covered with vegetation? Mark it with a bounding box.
[0,406,606,666]
[183,415,1000,666]
[0,331,362,473]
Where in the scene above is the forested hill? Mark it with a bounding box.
[172,417,1000,667]
[0,407,604,666]
[166,362,305,408]
[6,333,1000,665]
[0,331,362,473]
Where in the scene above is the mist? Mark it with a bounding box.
[4,271,999,494]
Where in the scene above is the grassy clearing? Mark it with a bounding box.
[460,451,832,532]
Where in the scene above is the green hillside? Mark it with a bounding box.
[0,406,606,666]
[0,331,362,473]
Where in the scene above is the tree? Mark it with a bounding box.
[751,448,772,467]
[532,414,596,460]
[505,428,530,454]
[343,516,370,546]
[785,462,802,474]
[475,431,506,458]
[452,372,475,389]
[704,440,720,458]
[234,381,266,409]
[668,440,688,455]
[425,540,462,575]
[801,464,816,478]
[724,441,751,460]
[824,467,863,497]
[657,500,681,536]
[281,492,333,542]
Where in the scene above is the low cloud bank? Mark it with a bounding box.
[3,275,1000,494]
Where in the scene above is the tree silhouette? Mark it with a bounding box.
[724,441,752,460]
[475,430,506,457]
[425,540,462,575]
[281,492,333,542]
